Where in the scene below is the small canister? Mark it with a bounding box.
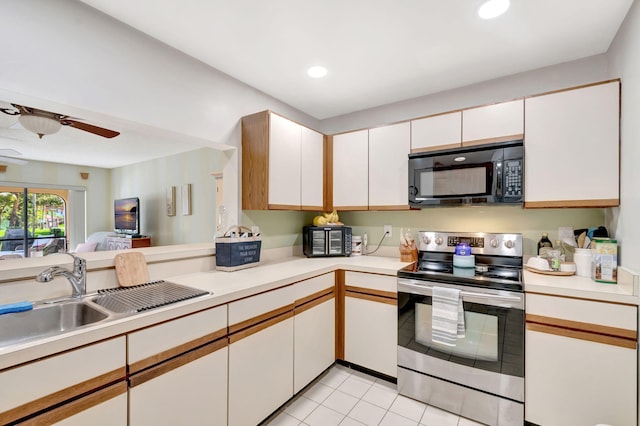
[352,236,362,256]
[455,243,471,256]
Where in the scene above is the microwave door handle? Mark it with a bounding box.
[496,163,503,198]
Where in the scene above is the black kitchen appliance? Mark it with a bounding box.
[408,140,524,207]
[397,231,524,426]
[302,225,352,258]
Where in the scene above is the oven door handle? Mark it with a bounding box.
[397,279,524,308]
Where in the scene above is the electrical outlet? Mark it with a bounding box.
[384,225,392,238]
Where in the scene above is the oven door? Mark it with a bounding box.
[397,278,524,402]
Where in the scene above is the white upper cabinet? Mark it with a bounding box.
[242,111,324,210]
[268,113,302,208]
[300,125,324,210]
[411,111,462,152]
[462,99,524,145]
[524,81,620,207]
[332,129,369,209]
[369,122,411,209]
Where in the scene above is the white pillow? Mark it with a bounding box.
[75,242,98,253]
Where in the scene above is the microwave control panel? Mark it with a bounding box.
[503,159,523,198]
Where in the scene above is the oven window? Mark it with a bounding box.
[418,166,490,197]
[415,304,498,361]
[398,294,524,377]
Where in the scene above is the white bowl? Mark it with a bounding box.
[527,256,551,271]
[560,262,577,273]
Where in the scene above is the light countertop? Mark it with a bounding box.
[2,253,638,370]
[524,267,638,305]
[0,255,407,370]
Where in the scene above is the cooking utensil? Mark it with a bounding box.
[577,232,586,249]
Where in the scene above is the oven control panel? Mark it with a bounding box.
[418,231,522,257]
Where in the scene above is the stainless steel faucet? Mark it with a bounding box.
[36,253,87,298]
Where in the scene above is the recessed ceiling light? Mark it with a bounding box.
[454,156,466,162]
[307,66,328,78]
[478,0,510,19]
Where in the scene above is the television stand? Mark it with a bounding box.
[106,236,152,250]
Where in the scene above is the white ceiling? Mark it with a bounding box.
[0,0,634,169]
[79,0,633,119]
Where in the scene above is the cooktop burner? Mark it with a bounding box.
[397,231,524,292]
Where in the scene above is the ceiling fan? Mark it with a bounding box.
[0,103,120,139]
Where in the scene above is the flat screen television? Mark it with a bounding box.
[114,197,140,236]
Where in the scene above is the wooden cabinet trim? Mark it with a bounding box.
[18,381,127,425]
[335,270,346,360]
[345,290,398,306]
[462,134,524,147]
[0,367,126,425]
[301,205,324,211]
[411,143,461,154]
[368,205,411,211]
[295,292,335,316]
[331,205,369,211]
[345,285,397,301]
[268,204,302,210]
[228,303,295,335]
[241,110,270,210]
[524,199,619,208]
[324,134,333,211]
[129,338,228,388]
[295,287,335,309]
[129,327,227,374]
[526,322,636,349]
[526,314,637,340]
[228,310,294,344]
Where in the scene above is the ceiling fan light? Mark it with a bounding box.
[19,114,61,139]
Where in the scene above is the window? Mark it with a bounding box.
[0,187,67,257]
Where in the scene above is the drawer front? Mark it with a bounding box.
[345,271,396,293]
[526,293,637,331]
[0,337,126,423]
[128,305,227,367]
[293,273,334,301]
[228,284,296,326]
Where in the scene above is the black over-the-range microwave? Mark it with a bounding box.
[408,140,524,207]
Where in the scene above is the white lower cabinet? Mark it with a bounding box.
[129,343,228,425]
[55,386,128,426]
[343,271,398,378]
[293,273,336,393]
[525,293,637,426]
[0,337,126,425]
[229,317,294,426]
[127,306,228,426]
[526,329,636,426]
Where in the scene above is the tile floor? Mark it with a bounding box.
[263,364,486,426]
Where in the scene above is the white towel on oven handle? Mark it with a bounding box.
[431,286,466,347]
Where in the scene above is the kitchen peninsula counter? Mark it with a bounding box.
[0,255,407,370]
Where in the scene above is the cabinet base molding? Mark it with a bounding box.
[335,359,397,384]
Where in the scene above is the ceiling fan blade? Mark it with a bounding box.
[61,119,120,138]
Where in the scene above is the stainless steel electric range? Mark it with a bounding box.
[397,231,525,426]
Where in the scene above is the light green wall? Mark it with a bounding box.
[241,207,605,256]
[340,207,605,256]
[111,148,224,246]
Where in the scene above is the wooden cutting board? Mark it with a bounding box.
[114,251,150,287]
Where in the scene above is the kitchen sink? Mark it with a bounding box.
[0,301,110,348]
